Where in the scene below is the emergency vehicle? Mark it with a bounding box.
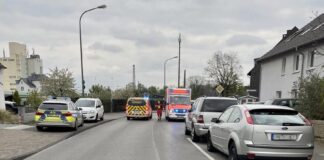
[126,97,152,120]
[165,88,191,121]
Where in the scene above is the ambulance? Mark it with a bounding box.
[126,97,152,120]
[165,88,191,121]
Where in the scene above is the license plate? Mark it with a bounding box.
[271,134,297,141]
[47,114,60,118]
[176,114,185,117]
[134,111,141,114]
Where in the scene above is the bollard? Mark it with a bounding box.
[17,106,25,124]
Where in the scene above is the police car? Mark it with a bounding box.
[35,99,84,131]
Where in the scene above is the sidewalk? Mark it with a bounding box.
[313,139,324,160]
[0,112,124,160]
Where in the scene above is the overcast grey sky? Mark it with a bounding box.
[1,0,323,92]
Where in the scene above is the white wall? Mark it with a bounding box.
[260,46,324,101]
[0,69,5,110]
[16,80,34,94]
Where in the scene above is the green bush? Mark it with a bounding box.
[0,110,18,124]
[296,74,324,120]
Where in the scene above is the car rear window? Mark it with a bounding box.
[128,99,146,106]
[201,99,237,112]
[75,100,96,107]
[250,109,306,126]
[39,103,68,110]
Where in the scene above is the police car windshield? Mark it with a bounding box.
[170,96,190,105]
[128,99,146,106]
[75,100,96,107]
[39,103,68,110]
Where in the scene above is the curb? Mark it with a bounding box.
[12,116,125,160]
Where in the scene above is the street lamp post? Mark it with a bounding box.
[79,4,106,97]
[164,56,178,88]
[177,33,181,88]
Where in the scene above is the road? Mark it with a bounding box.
[26,114,227,160]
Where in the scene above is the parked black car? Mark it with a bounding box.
[5,101,18,114]
[264,98,299,108]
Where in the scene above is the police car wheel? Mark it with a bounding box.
[73,120,78,131]
[36,126,43,131]
[127,117,130,120]
[100,115,104,121]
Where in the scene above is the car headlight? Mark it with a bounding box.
[90,110,95,114]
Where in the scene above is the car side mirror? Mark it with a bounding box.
[78,108,82,111]
[188,109,192,112]
[211,118,220,123]
[96,105,101,108]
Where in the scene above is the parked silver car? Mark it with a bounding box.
[185,97,238,142]
[207,104,314,160]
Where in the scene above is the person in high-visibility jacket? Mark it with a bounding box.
[156,101,163,120]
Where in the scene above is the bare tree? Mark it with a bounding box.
[205,51,243,96]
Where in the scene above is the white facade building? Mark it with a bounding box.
[250,14,324,101]
[0,63,6,110]
[16,74,45,95]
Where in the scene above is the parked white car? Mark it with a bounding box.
[185,97,238,142]
[75,98,104,122]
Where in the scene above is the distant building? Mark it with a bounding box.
[16,74,46,94]
[0,63,6,110]
[0,42,43,94]
[249,14,324,101]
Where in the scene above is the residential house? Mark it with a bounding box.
[16,74,46,94]
[249,14,324,101]
[0,63,6,110]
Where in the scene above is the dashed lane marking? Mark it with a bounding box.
[187,138,215,160]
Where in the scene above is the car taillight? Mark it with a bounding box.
[64,112,72,116]
[197,115,204,123]
[244,109,254,124]
[146,106,149,111]
[299,114,312,126]
[247,152,256,159]
[35,111,43,115]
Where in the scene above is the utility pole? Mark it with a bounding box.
[183,69,186,88]
[178,33,181,88]
[133,64,136,95]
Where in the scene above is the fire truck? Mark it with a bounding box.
[165,88,191,121]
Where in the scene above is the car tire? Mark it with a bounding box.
[228,142,238,160]
[191,125,199,142]
[73,120,78,131]
[94,114,98,122]
[100,114,104,121]
[36,126,43,131]
[166,116,169,121]
[185,124,190,135]
[127,117,130,120]
[80,119,84,127]
[207,132,216,152]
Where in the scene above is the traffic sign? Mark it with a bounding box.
[216,85,224,94]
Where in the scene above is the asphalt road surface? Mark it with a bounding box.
[26,114,227,160]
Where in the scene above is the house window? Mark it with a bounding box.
[282,57,286,74]
[291,89,298,98]
[308,51,315,67]
[21,87,24,91]
[276,91,282,98]
[293,54,300,71]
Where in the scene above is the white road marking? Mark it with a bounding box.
[152,121,161,160]
[5,125,33,130]
[187,138,215,160]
